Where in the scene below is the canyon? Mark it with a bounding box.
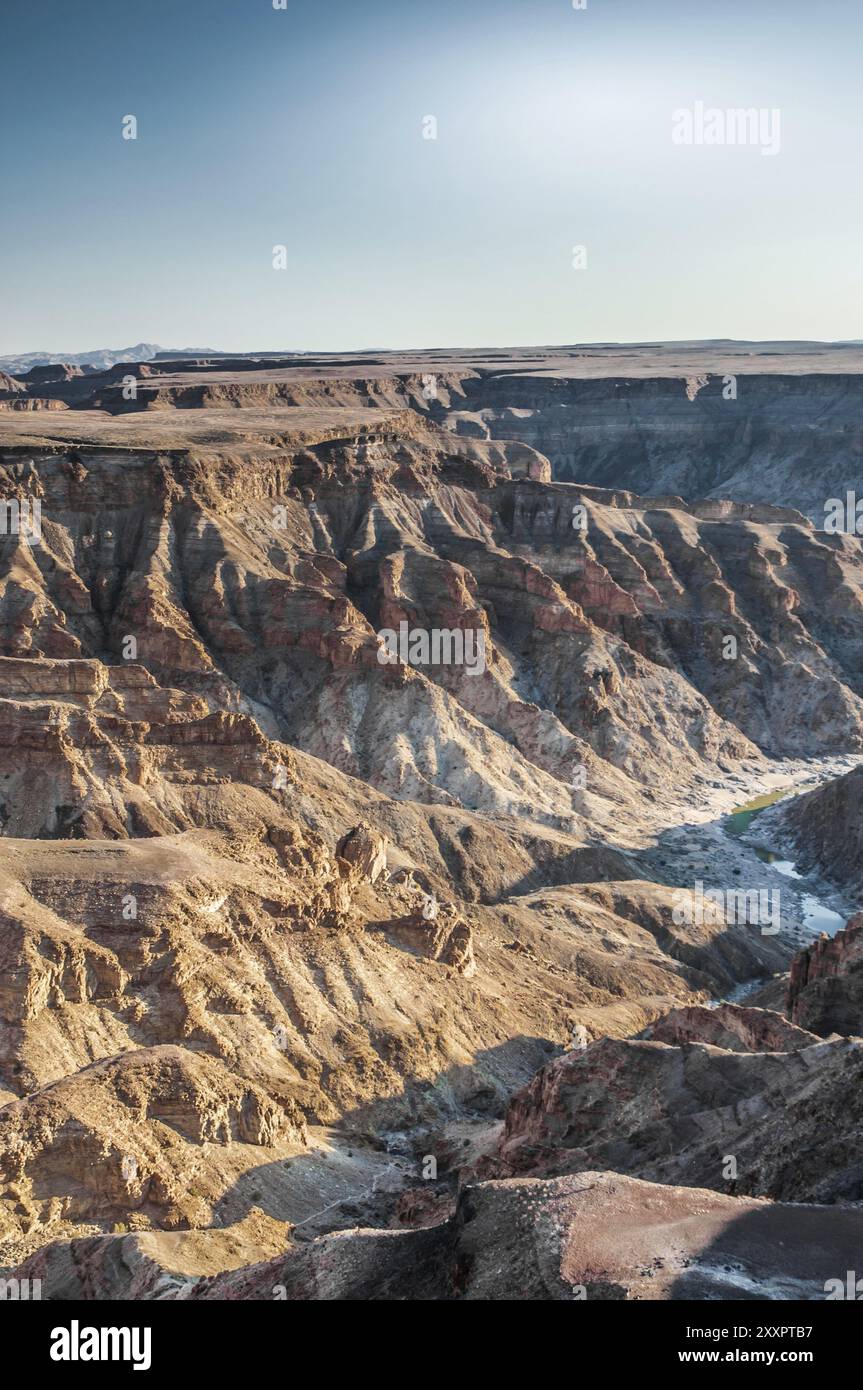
[1,342,862,1301]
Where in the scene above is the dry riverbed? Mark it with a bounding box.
[637,753,863,970]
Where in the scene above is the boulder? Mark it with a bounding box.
[335,823,388,884]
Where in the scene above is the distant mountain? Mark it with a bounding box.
[0,343,223,374]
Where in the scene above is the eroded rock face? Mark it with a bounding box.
[6,342,863,521]
[0,804,804,1272]
[335,823,388,884]
[383,907,476,978]
[3,407,863,850]
[786,916,863,1036]
[0,1046,306,1239]
[774,768,863,898]
[442,366,863,523]
[492,1007,863,1203]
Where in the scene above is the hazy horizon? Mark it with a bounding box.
[4,336,863,365]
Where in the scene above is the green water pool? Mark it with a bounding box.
[724,787,794,836]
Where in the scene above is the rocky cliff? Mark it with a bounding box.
[6,341,862,520]
[772,767,863,898]
[2,347,863,1300]
[786,916,863,1035]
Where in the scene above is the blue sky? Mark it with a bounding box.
[2,0,861,353]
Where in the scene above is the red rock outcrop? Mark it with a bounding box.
[492,1008,863,1203]
[786,915,863,1035]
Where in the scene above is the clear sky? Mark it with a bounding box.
[2,0,861,354]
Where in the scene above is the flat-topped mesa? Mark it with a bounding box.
[88,370,479,416]
[4,339,863,510]
[19,364,87,385]
[0,411,548,494]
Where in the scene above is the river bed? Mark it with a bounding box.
[724,784,847,939]
[640,755,861,995]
